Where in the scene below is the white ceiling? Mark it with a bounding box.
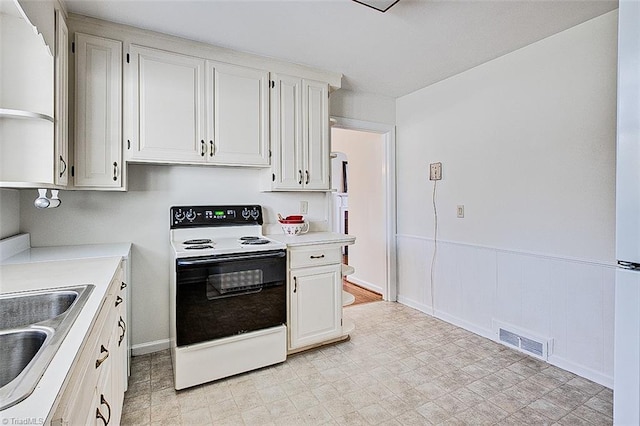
[64,0,617,98]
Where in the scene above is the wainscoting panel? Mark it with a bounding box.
[396,234,615,388]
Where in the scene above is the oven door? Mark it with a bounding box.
[175,250,286,346]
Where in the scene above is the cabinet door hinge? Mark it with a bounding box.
[126,53,130,63]
[71,166,74,177]
[71,41,74,53]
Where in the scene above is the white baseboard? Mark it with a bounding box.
[131,339,170,356]
[434,310,495,342]
[548,355,613,389]
[347,276,384,295]
[397,296,433,316]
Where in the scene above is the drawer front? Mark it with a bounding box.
[290,246,342,269]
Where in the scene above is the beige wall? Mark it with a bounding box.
[0,189,20,239]
[17,164,329,348]
[395,11,618,385]
[332,128,386,294]
[330,89,396,125]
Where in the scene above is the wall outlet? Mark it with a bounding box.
[457,205,464,218]
[429,162,442,181]
[300,201,308,215]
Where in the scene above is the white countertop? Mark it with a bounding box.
[0,256,123,423]
[1,241,131,265]
[267,232,356,247]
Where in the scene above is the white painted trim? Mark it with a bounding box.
[397,296,431,314]
[434,310,495,342]
[131,339,170,356]
[330,116,397,302]
[548,355,613,389]
[346,276,384,296]
[396,233,616,268]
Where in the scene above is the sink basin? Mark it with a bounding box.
[0,329,50,388]
[0,285,94,411]
[0,290,78,330]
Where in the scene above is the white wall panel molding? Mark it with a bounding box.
[396,234,615,388]
[396,234,616,269]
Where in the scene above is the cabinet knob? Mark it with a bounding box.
[200,140,206,156]
[115,295,123,307]
[298,170,303,185]
[305,170,310,185]
[210,140,215,157]
[293,276,297,293]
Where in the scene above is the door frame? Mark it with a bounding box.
[329,116,397,301]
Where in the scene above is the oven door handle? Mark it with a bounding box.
[176,250,286,266]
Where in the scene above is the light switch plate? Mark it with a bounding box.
[300,201,309,215]
[457,205,464,218]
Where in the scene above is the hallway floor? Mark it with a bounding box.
[121,302,613,425]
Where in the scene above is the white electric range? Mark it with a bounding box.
[169,205,287,390]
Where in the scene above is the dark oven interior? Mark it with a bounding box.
[176,250,287,346]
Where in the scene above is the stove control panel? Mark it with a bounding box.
[170,205,263,228]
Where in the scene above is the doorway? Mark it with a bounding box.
[329,117,397,301]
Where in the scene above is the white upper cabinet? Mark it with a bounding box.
[74,33,123,188]
[126,45,269,166]
[302,79,330,190]
[268,74,330,191]
[54,9,68,186]
[128,45,205,163]
[206,61,269,166]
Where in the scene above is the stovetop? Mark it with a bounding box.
[170,205,286,258]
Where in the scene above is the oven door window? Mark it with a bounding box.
[176,251,286,346]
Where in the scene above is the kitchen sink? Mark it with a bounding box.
[0,290,78,330]
[0,285,94,411]
[0,329,51,388]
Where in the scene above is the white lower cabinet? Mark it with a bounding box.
[288,245,343,351]
[51,263,127,426]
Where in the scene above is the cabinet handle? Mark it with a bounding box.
[310,254,325,259]
[120,282,127,290]
[59,156,67,178]
[293,276,297,293]
[298,170,303,185]
[118,316,127,347]
[95,344,109,368]
[96,394,111,425]
[210,140,214,157]
[115,295,123,307]
[112,162,118,181]
[200,140,206,156]
[305,170,310,185]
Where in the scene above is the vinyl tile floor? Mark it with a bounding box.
[122,302,613,425]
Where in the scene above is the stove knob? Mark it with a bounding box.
[241,208,251,219]
[250,208,259,219]
[185,209,196,221]
[174,210,185,222]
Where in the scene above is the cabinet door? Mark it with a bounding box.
[302,79,330,190]
[207,62,269,166]
[54,10,68,186]
[289,264,342,350]
[129,45,205,162]
[74,33,122,188]
[271,74,303,189]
